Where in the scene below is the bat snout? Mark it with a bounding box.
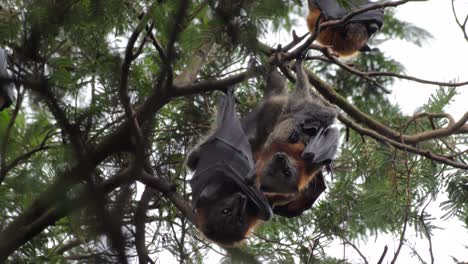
[301,151,315,161]
[272,152,289,165]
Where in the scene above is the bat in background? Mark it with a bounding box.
[307,0,384,57]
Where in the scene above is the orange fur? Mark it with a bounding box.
[306,8,367,57]
[256,141,322,207]
[195,207,261,246]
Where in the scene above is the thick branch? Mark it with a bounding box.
[134,188,153,264]
[173,38,216,86]
[138,172,195,223]
[0,167,133,262]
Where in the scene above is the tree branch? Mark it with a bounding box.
[305,69,468,145]
[338,114,468,169]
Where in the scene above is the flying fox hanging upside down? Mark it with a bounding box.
[306,0,384,57]
[186,89,271,246]
[242,59,340,217]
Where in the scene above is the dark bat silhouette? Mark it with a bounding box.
[186,88,272,246]
[242,59,339,218]
[0,48,14,111]
[307,0,384,57]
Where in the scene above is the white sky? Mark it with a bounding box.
[157,1,468,263]
[322,1,468,263]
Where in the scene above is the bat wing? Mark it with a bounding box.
[212,88,255,167]
[0,49,14,111]
[315,0,384,28]
[190,88,272,220]
[302,126,339,163]
[273,171,326,218]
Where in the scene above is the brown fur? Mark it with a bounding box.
[256,141,322,207]
[195,207,260,247]
[306,7,368,57]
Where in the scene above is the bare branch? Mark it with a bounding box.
[119,6,154,170]
[390,153,412,264]
[305,69,468,145]
[338,114,468,169]
[419,203,435,264]
[309,44,391,93]
[451,0,468,41]
[341,236,369,264]
[134,187,154,264]
[138,171,195,223]
[377,245,389,264]
[173,38,216,86]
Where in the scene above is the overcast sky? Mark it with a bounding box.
[322,1,468,263]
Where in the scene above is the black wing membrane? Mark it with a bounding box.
[0,48,14,111]
[190,89,272,220]
[315,0,384,28]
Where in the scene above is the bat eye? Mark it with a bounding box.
[302,120,320,136]
[222,208,231,216]
[288,130,300,143]
[283,170,291,178]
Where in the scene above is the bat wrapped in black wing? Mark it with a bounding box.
[187,88,272,246]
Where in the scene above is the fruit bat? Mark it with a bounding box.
[186,88,272,246]
[307,0,384,57]
[242,59,339,217]
[0,48,14,111]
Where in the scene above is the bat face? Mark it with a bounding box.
[260,152,299,194]
[195,182,258,245]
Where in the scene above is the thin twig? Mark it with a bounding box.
[341,236,369,264]
[338,114,468,169]
[419,202,435,264]
[309,44,391,93]
[377,245,388,264]
[390,145,413,264]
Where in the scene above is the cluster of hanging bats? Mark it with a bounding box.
[186,0,385,246]
[0,0,384,247]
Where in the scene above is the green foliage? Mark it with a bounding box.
[0,0,466,263]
